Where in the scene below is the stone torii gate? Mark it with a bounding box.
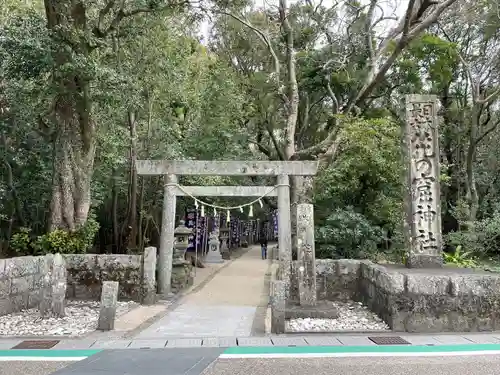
[136,160,318,295]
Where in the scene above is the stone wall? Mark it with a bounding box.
[291,259,500,333]
[65,253,146,302]
[0,255,60,315]
[290,259,359,303]
[0,248,158,316]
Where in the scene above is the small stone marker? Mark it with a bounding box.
[39,253,67,318]
[296,203,317,306]
[97,281,119,331]
[51,253,67,316]
[205,231,223,263]
[141,247,157,305]
[271,280,286,334]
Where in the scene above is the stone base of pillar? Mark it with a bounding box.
[205,248,224,263]
[406,253,443,268]
[271,280,286,334]
[171,261,194,292]
[221,250,231,260]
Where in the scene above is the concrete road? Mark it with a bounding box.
[202,356,500,375]
[0,361,72,375]
[5,350,500,375]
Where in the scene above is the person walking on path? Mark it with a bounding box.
[259,233,268,260]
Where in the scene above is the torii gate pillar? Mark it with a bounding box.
[136,160,318,297]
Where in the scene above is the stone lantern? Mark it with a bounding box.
[173,220,192,265]
[219,225,230,260]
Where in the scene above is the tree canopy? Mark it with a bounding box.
[1,0,500,267]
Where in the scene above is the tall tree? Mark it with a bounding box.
[42,0,190,231]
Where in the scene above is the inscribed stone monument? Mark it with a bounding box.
[404,94,443,268]
[296,203,316,306]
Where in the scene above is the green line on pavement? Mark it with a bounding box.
[223,344,500,355]
[0,349,102,357]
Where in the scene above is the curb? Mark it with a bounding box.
[0,349,101,361]
[219,343,500,359]
[250,255,274,336]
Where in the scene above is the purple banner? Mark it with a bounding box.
[185,207,197,252]
[196,215,206,246]
[272,209,278,239]
[230,216,237,248]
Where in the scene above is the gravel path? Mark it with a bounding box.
[286,300,390,332]
[0,300,138,337]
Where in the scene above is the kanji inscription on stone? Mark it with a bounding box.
[296,203,317,306]
[404,95,443,268]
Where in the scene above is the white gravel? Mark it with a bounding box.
[0,300,138,337]
[286,300,390,332]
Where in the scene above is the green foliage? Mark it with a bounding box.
[33,230,85,255]
[446,208,500,256]
[314,117,403,235]
[2,0,499,260]
[315,208,384,259]
[9,216,99,255]
[392,33,459,92]
[407,33,459,85]
[0,11,53,78]
[9,228,32,255]
[443,245,478,268]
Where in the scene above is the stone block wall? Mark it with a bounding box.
[0,255,59,315]
[65,254,144,302]
[0,248,158,316]
[290,258,500,333]
[290,259,359,303]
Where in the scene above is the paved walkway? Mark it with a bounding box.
[134,245,270,339]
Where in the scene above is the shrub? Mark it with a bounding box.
[9,215,99,255]
[9,227,33,255]
[443,245,478,268]
[315,207,384,259]
[446,209,500,256]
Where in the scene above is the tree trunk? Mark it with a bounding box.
[45,0,96,232]
[49,121,95,231]
[111,167,119,252]
[126,111,138,250]
[464,107,480,228]
[138,92,154,251]
[2,159,25,228]
[439,88,460,234]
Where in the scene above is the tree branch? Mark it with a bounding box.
[440,24,500,106]
[218,10,289,106]
[265,120,286,161]
[364,0,378,73]
[279,0,298,159]
[94,0,192,38]
[350,0,458,111]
